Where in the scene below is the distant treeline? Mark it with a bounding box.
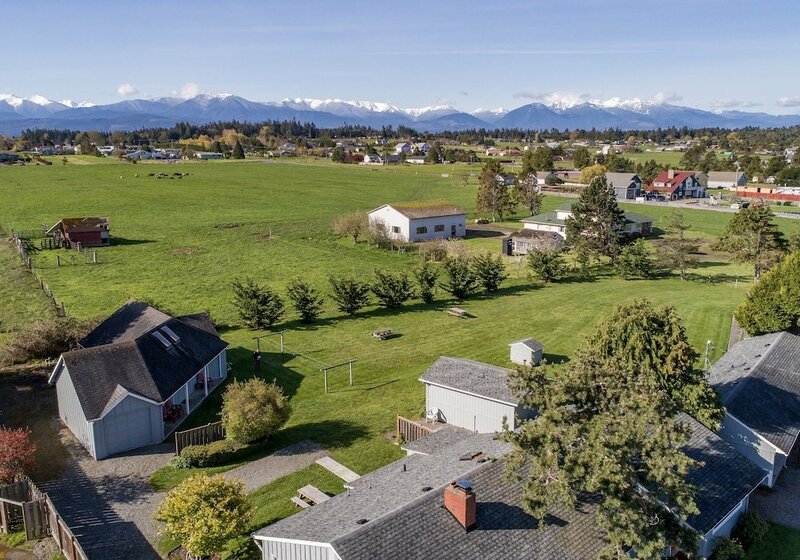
[4,120,799,152]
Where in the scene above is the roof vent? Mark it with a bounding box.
[161,325,180,343]
[421,486,432,492]
[356,518,368,525]
[459,451,481,461]
[754,354,762,358]
[456,479,473,492]
[152,331,172,348]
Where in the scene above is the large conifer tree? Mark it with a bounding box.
[565,175,626,261]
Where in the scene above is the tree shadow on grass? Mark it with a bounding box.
[109,237,155,246]
[542,353,571,366]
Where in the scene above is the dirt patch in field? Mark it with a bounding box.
[0,370,68,483]
[169,247,205,256]
[214,222,242,229]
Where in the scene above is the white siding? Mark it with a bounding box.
[718,413,784,487]
[522,222,566,237]
[425,383,517,433]
[509,344,542,366]
[368,206,465,243]
[259,539,339,560]
[55,364,95,457]
[698,496,749,558]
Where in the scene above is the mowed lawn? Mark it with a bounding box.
[2,158,799,557]
[0,239,53,346]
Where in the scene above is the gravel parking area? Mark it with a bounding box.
[222,440,327,492]
[40,423,173,560]
[750,469,800,529]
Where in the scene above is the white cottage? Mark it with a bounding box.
[49,300,228,460]
[520,202,653,239]
[708,331,800,487]
[368,202,466,243]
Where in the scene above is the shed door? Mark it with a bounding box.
[102,402,154,457]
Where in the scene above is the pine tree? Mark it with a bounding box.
[471,253,507,292]
[736,251,800,335]
[414,260,439,304]
[232,139,245,159]
[572,146,591,169]
[515,171,543,216]
[441,256,479,300]
[564,175,626,262]
[714,204,785,279]
[286,280,324,323]
[371,269,415,309]
[476,160,515,221]
[655,212,700,280]
[329,275,371,315]
[616,239,653,279]
[527,248,566,283]
[231,278,285,330]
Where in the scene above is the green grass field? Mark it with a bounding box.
[2,157,799,558]
[0,239,54,346]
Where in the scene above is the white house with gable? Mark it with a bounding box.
[368,202,466,243]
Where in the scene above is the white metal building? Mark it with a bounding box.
[368,202,466,243]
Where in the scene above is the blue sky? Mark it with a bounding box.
[3,0,800,113]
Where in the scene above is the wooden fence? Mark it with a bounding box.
[396,416,434,444]
[175,421,225,455]
[0,476,88,560]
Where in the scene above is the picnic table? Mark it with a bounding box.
[447,307,470,318]
[297,484,330,505]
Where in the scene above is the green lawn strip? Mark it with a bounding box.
[744,523,800,559]
[0,238,54,345]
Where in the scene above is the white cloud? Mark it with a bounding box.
[777,96,800,107]
[711,99,762,109]
[171,82,201,99]
[116,83,139,97]
[653,91,683,104]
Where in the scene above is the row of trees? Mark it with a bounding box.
[232,254,507,328]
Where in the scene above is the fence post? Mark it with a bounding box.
[92,251,97,264]
[56,255,60,267]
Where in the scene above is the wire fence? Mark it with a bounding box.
[7,230,69,317]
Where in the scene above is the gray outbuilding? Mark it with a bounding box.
[509,338,543,366]
[49,300,228,460]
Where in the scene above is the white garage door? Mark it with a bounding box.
[102,404,154,457]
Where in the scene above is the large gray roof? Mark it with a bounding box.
[81,300,171,347]
[401,424,473,456]
[333,458,605,560]
[419,357,518,405]
[605,172,640,187]
[253,433,512,544]
[708,331,800,453]
[56,302,227,420]
[679,414,767,533]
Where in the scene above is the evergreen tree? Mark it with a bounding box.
[515,171,543,215]
[476,160,515,221]
[329,275,371,315]
[616,238,653,279]
[526,146,554,171]
[714,204,785,279]
[527,247,566,283]
[471,252,507,292]
[736,251,800,335]
[231,278,285,330]
[564,176,626,262]
[572,146,591,169]
[441,256,479,299]
[286,279,324,323]
[331,146,346,163]
[232,139,245,159]
[414,260,439,304]
[655,212,700,280]
[371,269,415,309]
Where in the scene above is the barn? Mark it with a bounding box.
[46,217,110,248]
[419,357,534,433]
[48,300,228,460]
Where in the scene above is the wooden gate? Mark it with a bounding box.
[396,416,434,444]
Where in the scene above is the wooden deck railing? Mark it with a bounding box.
[175,421,225,455]
[396,416,434,444]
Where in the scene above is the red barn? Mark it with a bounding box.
[47,217,110,248]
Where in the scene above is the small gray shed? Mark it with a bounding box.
[509,338,543,366]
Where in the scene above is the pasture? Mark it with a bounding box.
[1,157,798,557]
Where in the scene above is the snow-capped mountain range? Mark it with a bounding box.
[1,92,799,135]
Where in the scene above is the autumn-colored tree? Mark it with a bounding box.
[0,427,36,484]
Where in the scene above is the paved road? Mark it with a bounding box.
[750,469,800,530]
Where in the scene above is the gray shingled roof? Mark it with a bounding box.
[386,202,466,219]
[708,332,800,453]
[333,459,604,560]
[419,357,518,405]
[81,300,171,347]
[253,433,511,544]
[401,425,473,456]
[57,303,227,420]
[510,338,543,352]
[606,172,640,187]
[679,414,767,534]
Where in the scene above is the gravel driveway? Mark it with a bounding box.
[40,424,173,560]
[750,468,800,529]
[221,440,327,492]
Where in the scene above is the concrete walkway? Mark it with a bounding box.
[222,440,327,493]
[315,456,360,483]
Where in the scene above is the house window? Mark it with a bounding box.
[434,224,445,232]
[392,226,401,234]
[416,226,428,235]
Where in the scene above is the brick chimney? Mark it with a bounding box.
[667,169,675,179]
[444,480,476,530]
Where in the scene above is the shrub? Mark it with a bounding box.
[441,256,479,300]
[712,537,744,560]
[414,260,439,304]
[231,278,285,330]
[418,240,448,262]
[155,474,252,559]
[471,252,507,292]
[221,378,291,445]
[329,275,371,315]
[732,511,769,549]
[365,220,394,250]
[179,439,247,468]
[0,317,96,365]
[286,279,324,323]
[0,427,36,483]
[332,212,369,243]
[527,248,567,283]
[371,269,415,309]
[616,238,653,279]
